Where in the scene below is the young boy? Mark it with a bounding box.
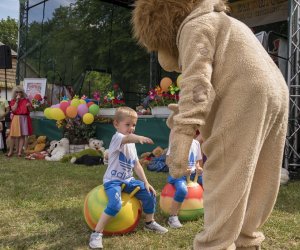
[166,130,203,228]
[89,107,168,249]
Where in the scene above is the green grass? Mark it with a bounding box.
[0,157,299,250]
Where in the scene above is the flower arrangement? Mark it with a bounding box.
[31,94,50,111]
[100,83,126,108]
[44,96,99,145]
[56,116,96,145]
[147,83,179,108]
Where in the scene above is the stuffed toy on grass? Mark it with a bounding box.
[25,134,37,152]
[45,138,69,161]
[25,135,47,154]
[70,154,104,166]
[61,148,103,163]
[139,146,165,167]
[85,138,105,154]
[133,1,289,249]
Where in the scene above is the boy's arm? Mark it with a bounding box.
[121,134,153,145]
[134,161,156,196]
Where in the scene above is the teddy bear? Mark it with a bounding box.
[85,138,105,154]
[139,146,165,167]
[25,136,47,154]
[45,138,69,161]
[25,134,37,152]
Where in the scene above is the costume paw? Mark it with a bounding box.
[166,104,179,129]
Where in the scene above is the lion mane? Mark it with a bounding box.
[132,0,229,60]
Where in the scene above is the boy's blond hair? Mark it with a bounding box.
[114,107,138,122]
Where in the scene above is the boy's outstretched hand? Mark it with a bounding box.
[137,136,154,144]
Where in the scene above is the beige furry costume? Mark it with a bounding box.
[133,0,289,250]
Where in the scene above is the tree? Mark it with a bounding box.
[0,17,18,51]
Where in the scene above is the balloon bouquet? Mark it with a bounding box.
[43,96,100,124]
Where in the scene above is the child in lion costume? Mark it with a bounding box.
[132,1,289,250]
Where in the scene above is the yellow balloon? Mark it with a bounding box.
[71,99,80,107]
[83,113,94,125]
[50,108,66,121]
[44,108,52,119]
[79,99,86,104]
[176,74,182,88]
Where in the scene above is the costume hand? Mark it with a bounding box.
[26,102,31,107]
[166,132,193,178]
[145,183,156,196]
[138,136,154,144]
[166,103,179,129]
[186,168,193,176]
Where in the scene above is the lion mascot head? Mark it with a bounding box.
[132,0,229,72]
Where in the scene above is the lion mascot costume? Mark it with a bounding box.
[132,1,289,250]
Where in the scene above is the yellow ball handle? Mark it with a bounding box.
[129,186,141,198]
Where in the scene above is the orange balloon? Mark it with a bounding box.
[160,77,172,92]
[66,106,78,118]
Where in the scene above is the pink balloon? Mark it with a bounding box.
[52,104,60,108]
[60,101,69,114]
[77,103,88,117]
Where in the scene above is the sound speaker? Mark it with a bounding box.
[0,45,12,69]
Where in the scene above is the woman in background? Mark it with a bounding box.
[7,86,32,157]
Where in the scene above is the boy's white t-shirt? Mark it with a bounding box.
[167,139,202,173]
[103,132,138,183]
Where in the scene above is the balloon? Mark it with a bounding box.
[77,103,89,117]
[71,99,80,107]
[44,108,52,119]
[87,102,95,107]
[83,113,94,124]
[51,104,60,108]
[79,99,86,104]
[160,77,172,92]
[89,104,100,116]
[60,101,69,114]
[176,74,182,88]
[50,108,66,121]
[66,106,78,118]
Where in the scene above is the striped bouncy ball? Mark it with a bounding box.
[160,178,204,221]
[84,185,142,235]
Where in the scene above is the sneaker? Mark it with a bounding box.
[168,216,183,228]
[144,221,168,234]
[89,232,103,249]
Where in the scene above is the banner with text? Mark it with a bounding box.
[230,0,288,27]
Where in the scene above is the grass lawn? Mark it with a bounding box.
[0,156,299,250]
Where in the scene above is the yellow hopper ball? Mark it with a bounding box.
[50,108,66,121]
[71,99,80,107]
[84,185,142,235]
[79,99,86,104]
[83,113,94,124]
